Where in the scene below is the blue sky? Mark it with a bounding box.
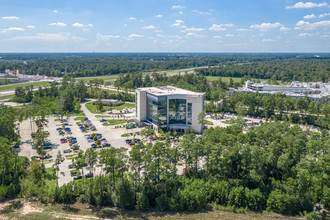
[0,0,329,52]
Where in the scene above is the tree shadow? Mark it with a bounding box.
[62,204,79,213]
[0,200,23,214]
[91,206,213,220]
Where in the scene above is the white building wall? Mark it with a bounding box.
[186,95,204,133]
[136,90,147,121]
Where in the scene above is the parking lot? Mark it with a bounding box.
[18,102,144,186]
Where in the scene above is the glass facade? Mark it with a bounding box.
[169,99,186,124]
[146,94,167,126]
[187,103,192,125]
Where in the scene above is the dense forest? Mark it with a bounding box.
[0,53,329,81]
[195,59,330,83]
[0,115,329,217]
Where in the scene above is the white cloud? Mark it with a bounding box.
[96,33,121,40]
[280,26,290,31]
[185,27,205,31]
[192,10,211,15]
[143,25,155,29]
[295,20,330,29]
[171,23,181,27]
[53,10,58,14]
[209,24,234,31]
[304,13,330,19]
[27,25,35,29]
[171,5,185,9]
[1,27,24,33]
[5,33,85,42]
[128,17,136,20]
[235,28,250,31]
[225,34,234,37]
[250,22,283,29]
[155,14,163,18]
[179,11,183,15]
[128,34,143,38]
[298,32,315,37]
[213,35,222,39]
[72,22,84,27]
[2,16,19,20]
[71,23,93,29]
[186,32,205,38]
[48,22,67,27]
[176,20,184,23]
[319,13,330,18]
[154,30,162,33]
[303,14,317,19]
[262,39,276,42]
[286,1,328,9]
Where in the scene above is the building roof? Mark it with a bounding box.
[137,86,205,96]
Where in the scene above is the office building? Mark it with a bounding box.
[135,86,205,133]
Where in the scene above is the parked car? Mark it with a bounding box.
[59,130,65,135]
[125,139,132,144]
[68,164,77,169]
[60,138,67,143]
[91,143,97,148]
[134,139,140,143]
[85,173,93,178]
[129,142,135,146]
[73,176,82,180]
[63,149,71,153]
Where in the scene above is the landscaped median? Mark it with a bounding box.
[85,102,135,113]
[103,119,126,126]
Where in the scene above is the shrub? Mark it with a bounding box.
[112,181,134,209]
[228,186,246,209]
[156,194,169,210]
[245,188,265,211]
[136,193,150,211]
[266,190,300,215]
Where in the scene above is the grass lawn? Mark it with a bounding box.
[206,76,244,83]
[121,133,130,137]
[204,120,214,125]
[0,94,14,100]
[109,103,135,111]
[74,116,85,121]
[85,103,99,113]
[86,102,135,113]
[0,81,51,92]
[44,167,57,187]
[106,119,126,125]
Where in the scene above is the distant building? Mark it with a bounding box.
[230,81,329,102]
[135,86,205,133]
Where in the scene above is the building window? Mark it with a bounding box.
[187,103,192,125]
[146,94,167,126]
[169,99,186,124]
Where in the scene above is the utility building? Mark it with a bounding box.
[135,86,204,133]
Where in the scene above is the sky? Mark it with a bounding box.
[0,0,329,53]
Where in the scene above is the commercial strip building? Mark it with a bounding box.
[135,86,205,133]
[230,81,330,102]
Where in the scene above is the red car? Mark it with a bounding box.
[129,142,135,146]
[60,138,67,143]
[149,137,155,140]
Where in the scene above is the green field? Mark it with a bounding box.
[205,76,244,82]
[105,119,126,125]
[75,75,119,81]
[0,95,14,100]
[86,102,135,113]
[0,81,50,92]
[44,167,57,187]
